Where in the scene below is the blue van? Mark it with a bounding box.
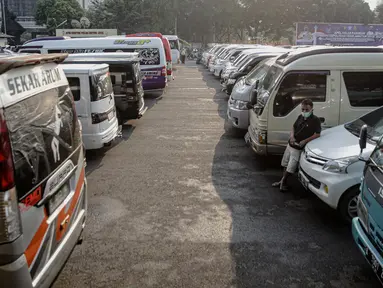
[352,125,383,284]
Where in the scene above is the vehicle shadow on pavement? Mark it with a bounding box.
[85,124,135,176]
[198,66,228,119]
[204,65,379,287]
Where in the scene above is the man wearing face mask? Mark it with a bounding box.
[272,99,321,192]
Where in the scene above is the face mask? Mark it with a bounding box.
[302,111,312,118]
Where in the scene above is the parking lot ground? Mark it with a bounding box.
[53,62,380,288]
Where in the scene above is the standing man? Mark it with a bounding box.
[180,48,186,64]
[272,99,321,192]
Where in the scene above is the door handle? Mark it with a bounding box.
[319,117,325,123]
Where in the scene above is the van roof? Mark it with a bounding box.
[61,63,109,74]
[276,46,383,66]
[0,53,67,74]
[21,37,163,49]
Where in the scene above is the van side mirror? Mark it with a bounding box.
[359,125,368,154]
[254,80,259,90]
[250,89,258,105]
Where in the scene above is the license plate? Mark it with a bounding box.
[108,110,114,121]
[366,248,383,283]
[48,184,70,214]
[298,173,309,190]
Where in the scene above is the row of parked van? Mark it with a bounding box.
[0,33,181,288]
[17,34,181,151]
[202,44,383,285]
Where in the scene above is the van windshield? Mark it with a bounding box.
[344,106,383,142]
[169,40,179,50]
[91,73,113,101]
[257,65,284,107]
[4,85,81,200]
[245,60,272,86]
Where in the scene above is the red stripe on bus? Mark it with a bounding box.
[25,211,49,267]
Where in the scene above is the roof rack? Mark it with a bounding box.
[0,53,68,75]
[276,47,383,66]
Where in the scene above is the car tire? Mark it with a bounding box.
[338,186,360,223]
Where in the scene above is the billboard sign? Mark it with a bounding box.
[56,29,118,38]
[296,22,383,46]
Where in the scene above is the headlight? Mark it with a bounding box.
[322,156,359,173]
[230,100,248,110]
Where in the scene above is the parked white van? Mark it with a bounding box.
[299,106,383,221]
[164,35,180,64]
[61,63,119,150]
[246,47,383,156]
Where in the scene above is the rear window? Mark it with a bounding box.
[169,40,179,50]
[4,85,81,200]
[90,73,113,102]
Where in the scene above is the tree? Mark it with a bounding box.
[375,2,383,23]
[35,0,84,32]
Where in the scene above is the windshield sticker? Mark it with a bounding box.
[0,63,68,107]
[135,48,160,65]
[55,49,105,53]
[48,105,64,163]
[114,39,151,45]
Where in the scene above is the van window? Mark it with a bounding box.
[169,40,179,50]
[67,77,81,101]
[273,72,327,117]
[343,72,383,107]
[90,73,113,102]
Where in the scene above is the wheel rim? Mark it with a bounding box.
[348,195,358,219]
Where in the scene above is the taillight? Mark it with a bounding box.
[91,108,114,124]
[0,110,21,244]
[161,66,166,77]
[0,111,14,191]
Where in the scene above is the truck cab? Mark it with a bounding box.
[352,126,383,284]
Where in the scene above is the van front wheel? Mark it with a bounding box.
[338,186,360,223]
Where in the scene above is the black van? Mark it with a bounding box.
[64,53,146,124]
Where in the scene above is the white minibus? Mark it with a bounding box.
[61,63,119,150]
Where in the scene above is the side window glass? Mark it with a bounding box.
[343,72,383,107]
[273,72,327,117]
[67,77,80,101]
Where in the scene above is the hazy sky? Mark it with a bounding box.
[367,0,378,9]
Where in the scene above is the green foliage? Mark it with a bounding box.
[35,0,84,30]
[85,0,379,43]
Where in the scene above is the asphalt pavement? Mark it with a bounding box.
[53,62,381,288]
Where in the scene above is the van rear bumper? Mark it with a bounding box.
[83,120,119,150]
[0,182,87,288]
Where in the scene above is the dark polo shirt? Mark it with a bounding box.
[289,114,321,150]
